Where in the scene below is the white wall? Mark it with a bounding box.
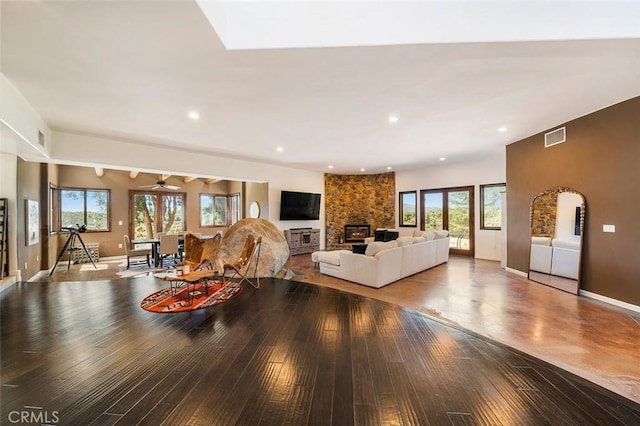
[0,152,18,279]
[0,74,50,161]
[396,149,506,260]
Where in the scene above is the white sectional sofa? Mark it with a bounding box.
[529,236,580,280]
[314,230,450,288]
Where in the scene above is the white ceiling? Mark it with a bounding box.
[2,1,639,175]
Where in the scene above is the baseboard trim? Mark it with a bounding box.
[505,267,527,277]
[580,290,640,314]
[28,270,50,282]
[0,276,17,293]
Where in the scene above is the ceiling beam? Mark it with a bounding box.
[94,167,104,177]
[129,171,139,179]
[161,174,171,181]
[204,178,219,185]
[183,176,197,183]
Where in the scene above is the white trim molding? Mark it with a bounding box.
[505,267,528,277]
[580,290,640,314]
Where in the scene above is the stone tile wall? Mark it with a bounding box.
[325,172,395,249]
[531,193,557,237]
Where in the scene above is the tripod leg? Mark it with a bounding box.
[76,234,98,269]
[67,234,75,269]
[50,233,75,276]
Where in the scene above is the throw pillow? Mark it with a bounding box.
[352,244,368,254]
[424,231,436,241]
[365,240,398,256]
[434,230,449,239]
[396,236,414,247]
[383,230,399,242]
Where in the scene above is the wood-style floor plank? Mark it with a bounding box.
[2,276,639,425]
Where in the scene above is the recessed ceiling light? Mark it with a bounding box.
[328,165,334,169]
[388,115,399,123]
[497,127,507,132]
[439,157,446,161]
[276,146,284,152]
[387,166,392,170]
[188,111,200,120]
[360,168,366,172]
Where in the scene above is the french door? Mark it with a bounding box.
[130,191,186,239]
[420,186,474,256]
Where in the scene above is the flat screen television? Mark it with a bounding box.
[280,191,321,220]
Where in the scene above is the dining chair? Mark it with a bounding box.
[158,234,179,267]
[221,234,262,288]
[123,234,151,269]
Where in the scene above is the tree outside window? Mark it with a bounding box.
[200,194,229,227]
[60,188,110,231]
[399,191,417,227]
[480,183,506,230]
[131,192,185,239]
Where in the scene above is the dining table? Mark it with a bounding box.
[131,234,217,267]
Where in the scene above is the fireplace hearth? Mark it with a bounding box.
[344,224,371,243]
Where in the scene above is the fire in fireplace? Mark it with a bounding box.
[344,224,371,243]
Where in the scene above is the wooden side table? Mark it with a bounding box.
[155,269,218,304]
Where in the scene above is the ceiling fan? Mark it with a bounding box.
[138,175,181,190]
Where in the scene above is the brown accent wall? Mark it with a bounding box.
[507,97,640,305]
[325,172,395,248]
[57,166,234,258]
[16,158,41,280]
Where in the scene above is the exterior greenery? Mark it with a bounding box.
[481,184,505,229]
[400,191,416,226]
[200,194,229,227]
[132,193,184,239]
[60,189,109,231]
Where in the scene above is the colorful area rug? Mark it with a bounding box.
[140,280,243,313]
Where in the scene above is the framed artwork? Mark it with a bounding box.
[399,191,417,227]
[26,199,39,246]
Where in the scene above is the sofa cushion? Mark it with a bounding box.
[365,240,398,256]
[315,251,343,266]
[552,239,580,250]
[396,236,414,247]
[352,244,368,254]
[413,236,426,243]
[434,230,449,239]
[424,231,436,241]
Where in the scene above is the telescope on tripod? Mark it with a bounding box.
[49,224,97,275]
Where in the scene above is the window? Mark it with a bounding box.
[230,193,241,224]
[480,183,506,230]
[59,188,110,231]
[399,191,417,227]
[130,191,185,239]
[200,194,228,227]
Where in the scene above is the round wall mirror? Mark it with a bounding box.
[249,201,261,218]
[528,186,585,294]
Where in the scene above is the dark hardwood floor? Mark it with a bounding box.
[1,275,639,425]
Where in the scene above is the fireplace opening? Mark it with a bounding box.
[344,224,371,243]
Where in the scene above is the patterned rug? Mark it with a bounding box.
[140,280,243,313]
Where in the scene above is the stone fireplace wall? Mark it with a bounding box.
[325,172,395,249]
[531,193,557,237]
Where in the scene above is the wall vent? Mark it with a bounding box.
[544,127,566,148]
[38,130,45,147]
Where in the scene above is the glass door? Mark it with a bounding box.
[130,191,185,239]
[420,186,474,256]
